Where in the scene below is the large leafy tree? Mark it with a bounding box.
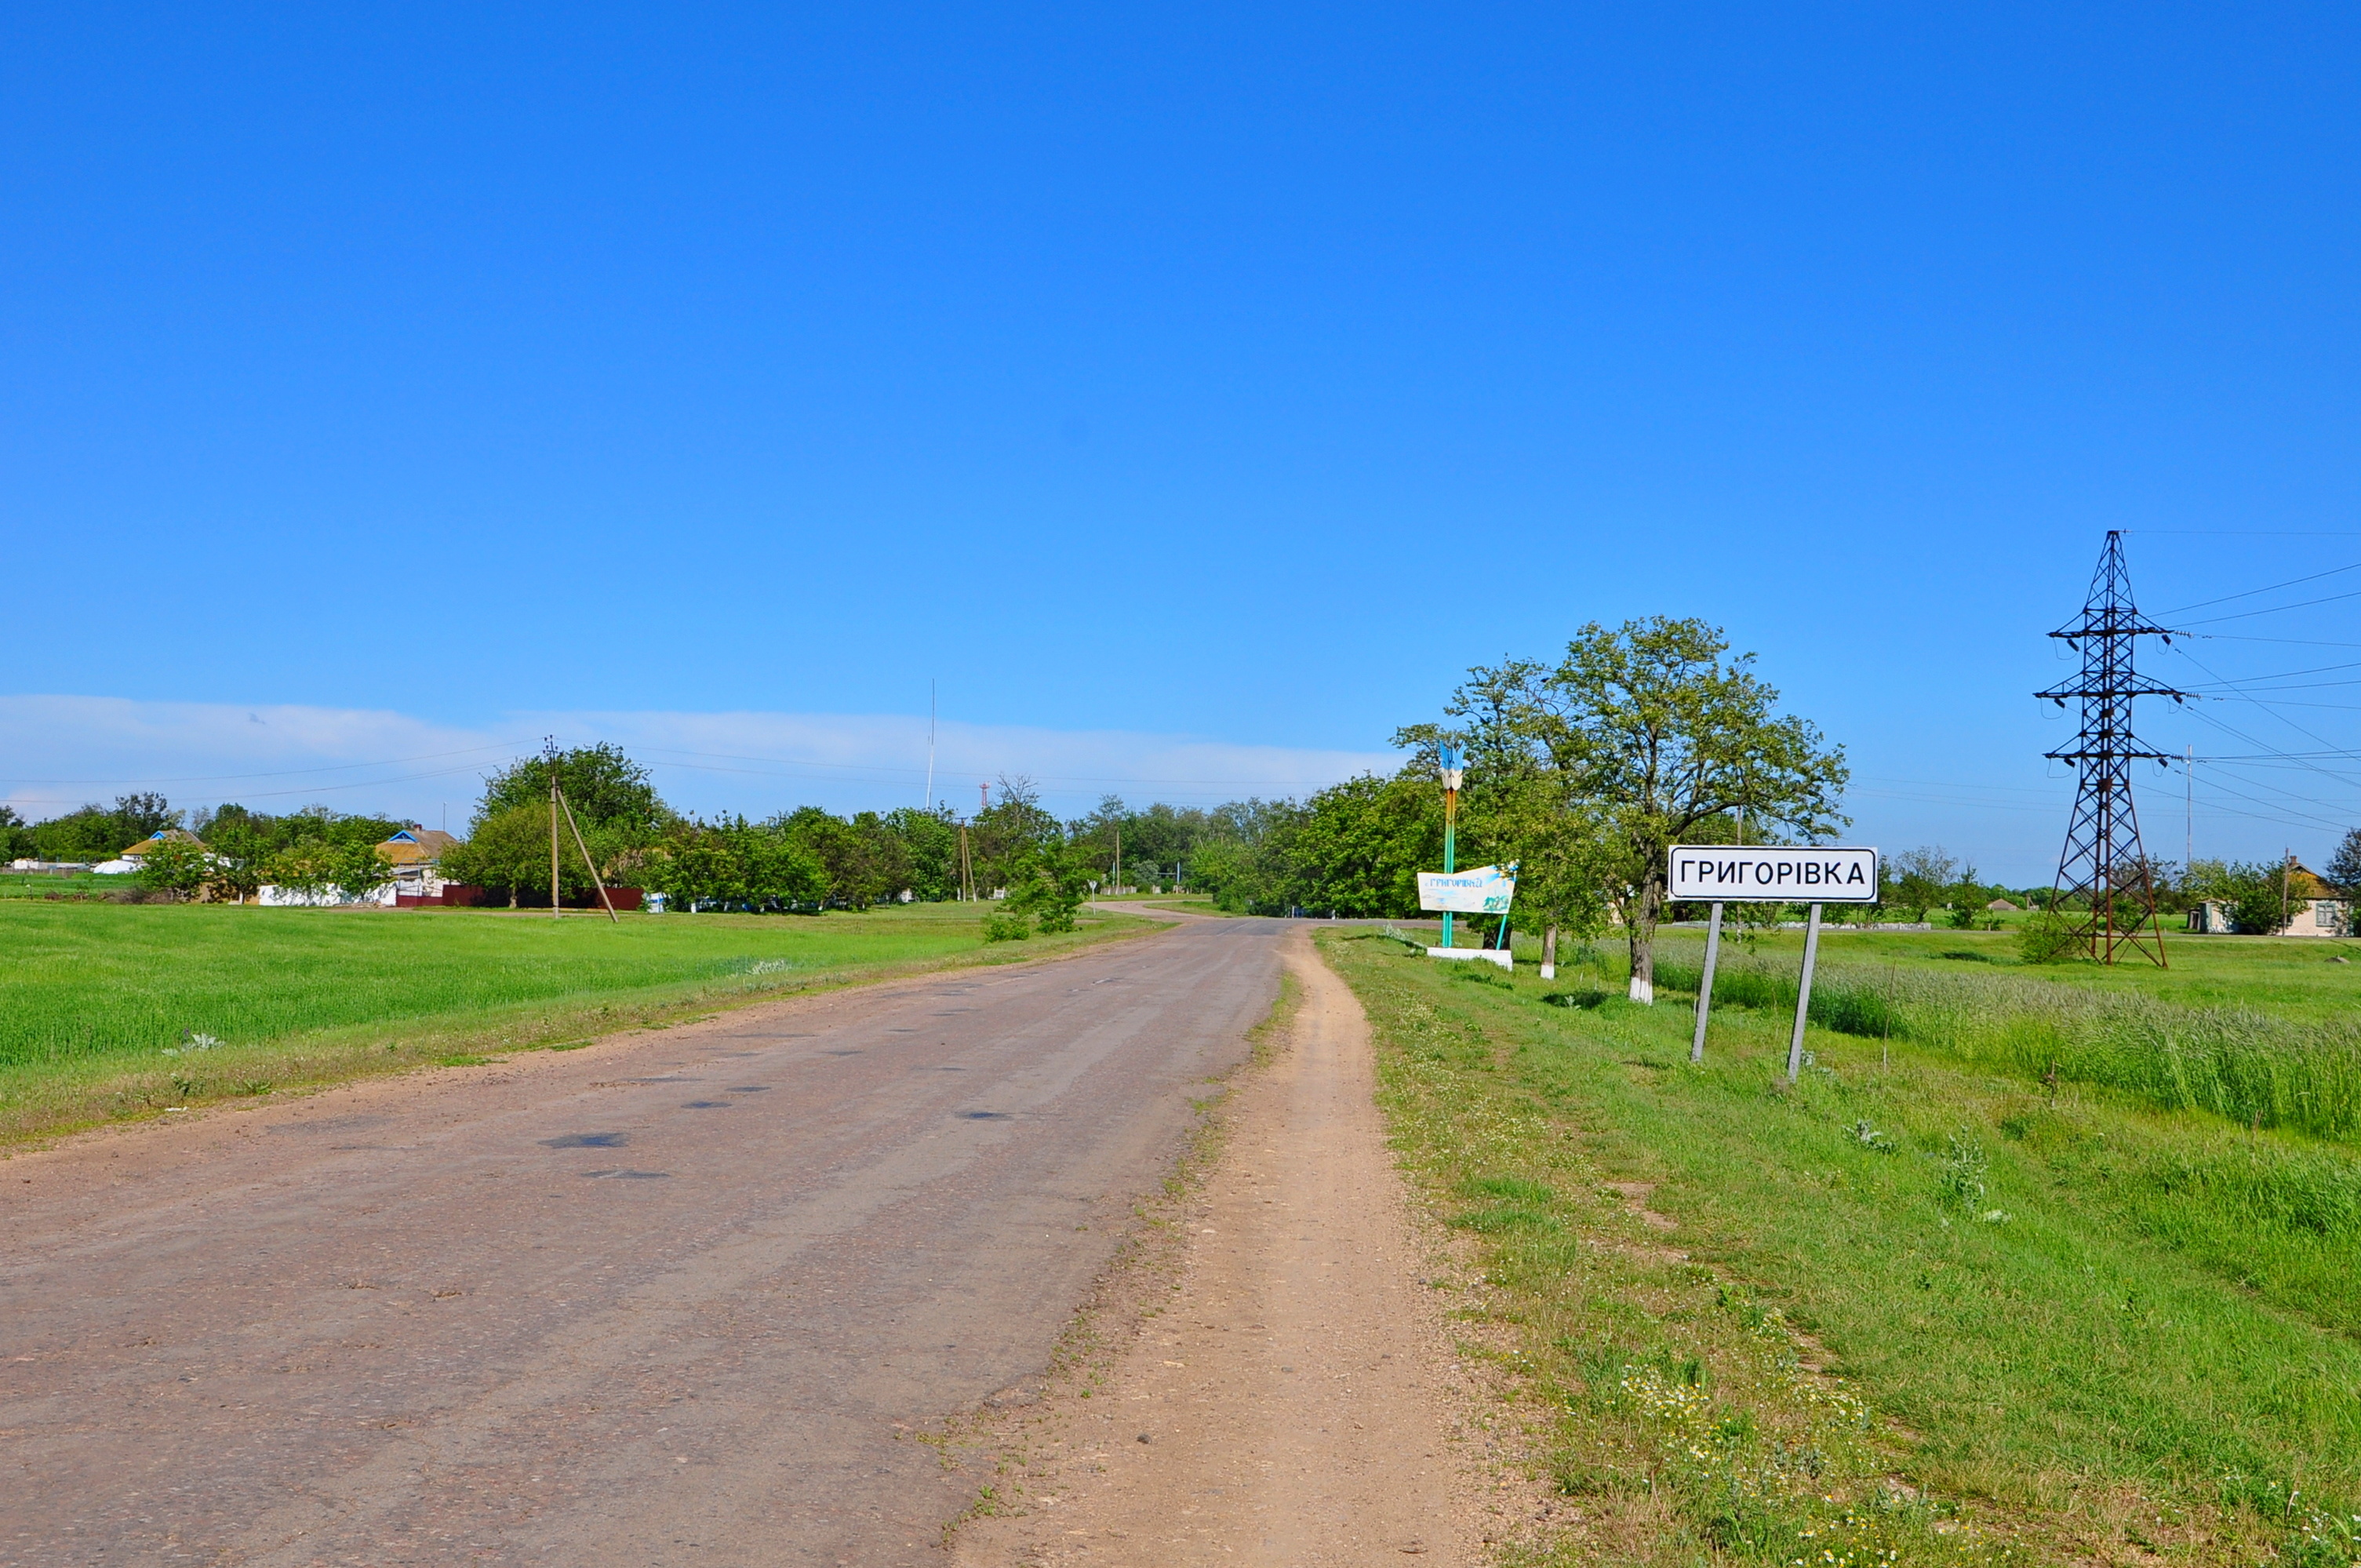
[1445,617,1847,1002]
[1267,773,1440,917]
[476,745,672,836]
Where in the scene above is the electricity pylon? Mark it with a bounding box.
[2037,531,2187,966]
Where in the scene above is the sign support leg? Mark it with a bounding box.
[1785,902,1824,1083]
[1690,901,1723,1064]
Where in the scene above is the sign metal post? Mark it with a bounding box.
[1666,846,1879,1074]
[1785,902,1824,1083]
[1690,902,1723,1064]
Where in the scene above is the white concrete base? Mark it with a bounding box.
[1428,947,1512,970]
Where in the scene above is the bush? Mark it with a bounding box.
[982,904,1031,942]
[2018,909,2087,964]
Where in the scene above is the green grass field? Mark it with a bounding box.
[1322,926,2361,1568]
[0,900,1151,1144]
[0,871,147,900]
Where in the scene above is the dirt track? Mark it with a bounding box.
[2,918,1285,1566]
[951,928,1480,1566]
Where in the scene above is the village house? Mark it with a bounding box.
[93,828,207,875]
[378,826,463,903]
[2187,859,2349,937]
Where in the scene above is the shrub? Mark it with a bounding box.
[982,904,1031,942]
[2018,909,2086,964]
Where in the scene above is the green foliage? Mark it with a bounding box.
[981,904,1031,942]
[637,818,829,912]
[1424,617,1847,995]
[1264,773,1438,916]
[2188,859,2288,934]
[132,838,213,897]
[260,837,395,899]
[1886,846,1957,922]
[30,794,181,860]
[1006,842,1094,933]
[475,744,671,835]
[2330,828,2361,897]
[2017,908,2086,963]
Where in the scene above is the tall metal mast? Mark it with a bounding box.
[2037,531,2187,966]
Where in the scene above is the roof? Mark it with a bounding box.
[119,828,204,857]
[377,828,463,866]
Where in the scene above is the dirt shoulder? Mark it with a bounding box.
[948,926,1490,1566]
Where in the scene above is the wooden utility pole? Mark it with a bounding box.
[1113,822,1121,896]
[548,740,562,920]
[556,783,620,924]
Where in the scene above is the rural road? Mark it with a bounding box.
[1,915,1286,1566]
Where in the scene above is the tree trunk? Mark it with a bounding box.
[1541,923,1559,980]
[1628,868,1663,1003]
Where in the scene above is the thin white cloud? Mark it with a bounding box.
[0,696,1398,827]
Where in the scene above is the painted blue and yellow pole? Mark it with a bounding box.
[1439,742,1463,948]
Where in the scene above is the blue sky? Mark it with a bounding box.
[6,4,2360,880]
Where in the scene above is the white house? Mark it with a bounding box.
[2187,860,2349,937]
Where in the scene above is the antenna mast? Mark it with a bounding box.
[924,680,937,810]
[2036,531,2187,966]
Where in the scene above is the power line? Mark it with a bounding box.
[2157,559,2361,617]
[2178,585,2361,626]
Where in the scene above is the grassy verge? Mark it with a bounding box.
[0,901,1154,1148]
[1320,927,2361,1568]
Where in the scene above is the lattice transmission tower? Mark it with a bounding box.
[2037,531,2187,966]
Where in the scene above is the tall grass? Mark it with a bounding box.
[1656,947,2361,1143]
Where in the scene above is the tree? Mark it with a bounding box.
[1885,846,1956,922]
[1440,618,1847,1002]
[1006,841,1095,933]
[882,806,961,900]
[441,805,591,905]
[134,837,214,898]
[31,794,184,861]
[1266,773,1439,917]
[475,745,671,836]
[2330,829,2361,897]
[2187,858,2284,934]
[970,777,1063,896]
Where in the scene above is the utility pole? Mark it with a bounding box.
[2185,744,2194,868]
[546,737,562,921]
[2036,531,2186,966]
[924,681,937,810]
[1113,821,1121,896]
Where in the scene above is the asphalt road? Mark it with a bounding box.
[1,915,1284,1566]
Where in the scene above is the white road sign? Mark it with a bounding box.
[1667,846,1879,904]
